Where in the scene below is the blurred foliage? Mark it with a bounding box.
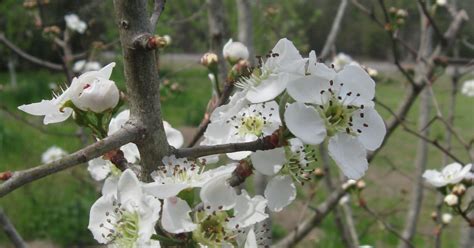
[1,0,473,69]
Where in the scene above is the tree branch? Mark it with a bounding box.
[0,208,26,248]
[0,124,141,197]
[417,0,446,46]
[320,0,349,60]
[272,188,347,248]
[175,137,276,159]
[150,0,166,31]
[0,33,63,71]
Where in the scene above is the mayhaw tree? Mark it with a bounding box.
[0,0,472,247]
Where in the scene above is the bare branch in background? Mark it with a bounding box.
[206,0,229,85]
[0,208,26,248]
[0,33,63,71]
[236,0,254,64]
[320,0,349,60]
[0,124,141,197]
[417,0,446,46]
[273,188,347,248]
[150,0,166,31]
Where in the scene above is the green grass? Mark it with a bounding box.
[0,64,473,247]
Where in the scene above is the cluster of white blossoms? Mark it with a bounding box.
[64,14,87,34]
[17,38,387,247]
[423,163,473,208]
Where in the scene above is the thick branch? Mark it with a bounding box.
[176,138,275,159]
[272,188,347,248]
[0,208,26,248]
[0,33,63,71]
[320,0,349,60]
[0,124,141,197]
[113,0,170,181]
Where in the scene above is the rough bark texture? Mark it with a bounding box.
[113,0,170,181]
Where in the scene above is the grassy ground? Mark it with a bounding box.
[0,62,472,247]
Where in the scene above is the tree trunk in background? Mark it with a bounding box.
[398,6,434,247]
[7,56,17,88]
[206,0,229,85]
[236,0,254,64]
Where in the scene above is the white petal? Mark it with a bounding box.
[246,73,288,103]
[161,197,197,233]
[137,195,162,242]
[164,121,184,148]
[108,110,130,135]
[43,108,73,124]
[228,190,268,229]
[244,228,258,248]
[143,182,189,199]
[328,134,368,179]
[351,107,386,151]
[442,162,463,175]
[227,151,253,160]
[286,75,327,104]
[335,64,375,106]
[422,170,447,187]
[264,175,296,212]
[284,102,327,145]
[88,194,117,244]
[87,157,110,181]
[102,175,119,196]
[200,174,237,211]
[250,148,286,176]
[117,169,143,204]
[121,143,140,163]
[18,100,58,116]
[97,62,116,79]
[196,163,237,187]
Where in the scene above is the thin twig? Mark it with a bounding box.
[320,0,349,60]
[0,33,63,71]
[0,208,26,248]
[417,0,447,46]
[0,124,142,197]
[150,0,166,31]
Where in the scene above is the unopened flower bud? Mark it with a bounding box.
[431,211,438,221]
[357,180,366,190]
[444,194,459,206]
[452,184,466,196]
[223,39,249,64]
[342,179,357,190]
[163,35,172,46]
[396,9,408,18]
[313,168,324,177]
[72,78,119,113]
[442,213,453,224]
[231,59,251,78]
[200,52,218,67]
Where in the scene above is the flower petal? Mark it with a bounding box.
[264,175,296,212]
[88,194,117,244]
[200,174,237,211]
[161,197,197,233]
[102,175,119,196]
[143,182,189,199]
[328,133,368,179]
[351,107,386,151]
[87,157,111,181]
[246,73,288,103]
[137,195,162,242]
[284,102,327,145]
[335,64,375,107]
[164,121,184,148]
[228,190,268,229]
[117,169,142,204]
[250,148,286,176]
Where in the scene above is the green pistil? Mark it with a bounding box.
[239,116,264,136]
[317,95,357,137]
[193,211,232,247]
[115,211,140,247]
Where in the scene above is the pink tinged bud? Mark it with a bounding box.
[200,53,218,67]
[444,194,458,206]
[71,78,120,113]
[452,184,466,196]
[441,213,452,224]
[223,39,249,63]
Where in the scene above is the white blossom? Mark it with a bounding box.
[108,110,184,163]
[204,98,281,160]
[442,213,452,224]
[236,38,307,103]
[444,194,458,206]
[88,169,161,246]
[87,157,122,195]
[461,79,474,97]
[331,52,355,71]
[223,39,249,63]
[18,63,117,124]
[436,0,447,6]
[41,146,67,164]
[65,14,87,34]
[285,63,386,179]
[422,163,473,187]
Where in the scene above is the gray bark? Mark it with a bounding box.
[320,0,349,60]
[398,8,434,246]
[113,0,170,181]
[0,208,26,248]
[7,56,17,88]
[206,0,229,85]
[236,0,254,63]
